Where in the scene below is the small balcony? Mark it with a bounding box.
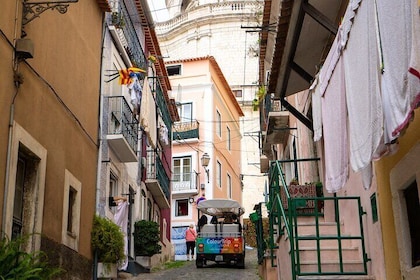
[150,77,173,136]
[262,95,289,152]
[172,172,199,195]
[145,150,170,209]
[106,96,138,162]
[173,121,200,141]
[108,0,147,70]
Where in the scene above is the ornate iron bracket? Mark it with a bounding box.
[22,0,78,26]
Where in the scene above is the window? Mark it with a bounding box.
[227,174,232,199]
[175,199,188,217]
[12,156,25,239]
[6,123,47,252]
[227,126,231,151]
[141,190,147,220]
[167,65,181,76]
[370,193,378,223]
[13,149,41,240]
[147,199,152,221]
[173,157,192,182]
[62,169,81,251]
[216,110,221,137]
[154,210,160,224]
[404,181,420,267]
[293,138,299,181]
[109,173,118,213]
[67,187,76,233]
[217,160,222,188]
[233,89,242,98]
[177,102,192,122]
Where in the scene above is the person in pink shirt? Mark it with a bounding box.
[185,224,197,261]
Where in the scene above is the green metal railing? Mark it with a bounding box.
[267,161,369,279]
[172,121,199,140]
[250,202,266,265]
[149,76,172,136]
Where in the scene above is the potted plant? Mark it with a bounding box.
[91,215,124,278]
[133,220,161,268]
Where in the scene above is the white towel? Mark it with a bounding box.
[310,75,322,142]
[393,0,420,135]
[321,57,349,193]
[114,200,129,271]
[376,0,416,143]
[342,0,383,184]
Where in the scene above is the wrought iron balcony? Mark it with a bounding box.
[145,149,170,209]
[149,77,173,136]
[105,96,138,162]
[108,0,147,69]
[173,121,200,141]
[172,172,198,195]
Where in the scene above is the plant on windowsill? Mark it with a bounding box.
[133,220,161,269]
[91,215,124,278]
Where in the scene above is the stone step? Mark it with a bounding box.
[298,276,375,280]
[297,246,361,262]
[293,236,356,249]
[299,260,366,274]
[295,222,344,236]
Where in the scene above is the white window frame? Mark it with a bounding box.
[62,169,81,251]
[390,143,420,279]
[227,173,232,199]
[177,102,192,123]
[217,160,222,188]
[216,109,221,138]
[175,199,189,217]
[109,172,119,214]
[5,122,47,252]
[226,126,231,151]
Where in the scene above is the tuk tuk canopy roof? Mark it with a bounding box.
[197,199,245,217]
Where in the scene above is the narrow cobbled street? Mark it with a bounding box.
[132,247,261,280]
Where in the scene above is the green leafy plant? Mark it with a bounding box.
[91,215,125,264]
[111,12,125,28]
[0,234,63,279]
[133,220,161,257]
[252,86,266,111]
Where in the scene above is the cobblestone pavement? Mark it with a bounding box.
[131,247,261,280]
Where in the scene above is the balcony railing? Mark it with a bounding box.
[149,77,173,136]
[173,121,200,140]
[109,0,147,69]
[172,172,198,194]
[145,149,171,208]
[106,96,138,162]
[155,1,260,34]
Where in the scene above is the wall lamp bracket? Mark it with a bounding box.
[22,0,79,33]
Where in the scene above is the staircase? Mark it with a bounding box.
[280,216,374,280]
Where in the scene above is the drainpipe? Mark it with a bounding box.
[93,12,108,280]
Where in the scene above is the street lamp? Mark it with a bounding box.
[201,152,210,183]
